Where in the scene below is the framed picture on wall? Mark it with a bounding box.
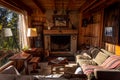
[104,26,114,43]
[53,15,69,28]
[105,27,113,37]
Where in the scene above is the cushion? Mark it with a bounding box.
[81,65,103,75]
[78,60,97,66]
[87,47,96,56]
[101,55,120,67]
[76,54,91,60]
[76,54,91,63]
[101,49,114,56]
[93,51,109,65]
[0,65,20,75]
[90,48,100,58]
[101,55,120,69]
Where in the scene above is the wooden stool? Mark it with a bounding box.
[29,57,40,73]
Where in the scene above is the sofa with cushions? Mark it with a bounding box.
[75,47,120,80]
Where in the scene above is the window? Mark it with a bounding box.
[0,6,20,67]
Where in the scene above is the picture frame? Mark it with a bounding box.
[53,15,69,28]
[104,26,114,43]
[105,27,113,36]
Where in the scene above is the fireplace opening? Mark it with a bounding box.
[51,35,70,52]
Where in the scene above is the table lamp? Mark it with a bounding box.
[27,28,38,48]
[3,28,13,49]
[3,28,13,37]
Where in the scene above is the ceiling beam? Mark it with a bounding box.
[32,0,46,14]
[0,0,23,13]
[3,0,32,13]
[85,0,120,14]
[84,0,106,13]
[79,0,97,12]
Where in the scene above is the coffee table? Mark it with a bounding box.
[48,57,68,74]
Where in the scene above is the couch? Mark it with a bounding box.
[75,47,120,80]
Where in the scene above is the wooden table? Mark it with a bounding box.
[23,48,43,57]
[48,57,68,74]
[9,52,31,74]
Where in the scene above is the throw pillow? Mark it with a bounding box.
[101,55,120,67]
[101,49,114,56]
[78,60,97,66]
[90,48,100,58]
[0,65,20,75]
[93,51,109,65]
[101,55,120,69]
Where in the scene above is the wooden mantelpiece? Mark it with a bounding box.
[43,30,78,35]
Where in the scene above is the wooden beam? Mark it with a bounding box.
[84,0,106,13]
[79,0,97,12]
[12,0,33,13]
[0,0,23,13]
[32,0,46,14]
[85,0,120,14]
[3,0,32,13]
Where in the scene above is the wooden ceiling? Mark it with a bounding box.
[1,0,120,14]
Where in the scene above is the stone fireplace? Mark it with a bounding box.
[43,30,78,54]
[51,35,71,52]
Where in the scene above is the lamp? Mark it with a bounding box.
[3,28,13,49]
[27,28,38,48]
[3,28,13,37]
[27,28,37,37]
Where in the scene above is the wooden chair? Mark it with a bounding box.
[29,57,40,73]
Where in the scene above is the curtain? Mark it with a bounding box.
[18,12,29,49]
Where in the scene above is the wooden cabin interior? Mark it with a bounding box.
[0,0,120,80]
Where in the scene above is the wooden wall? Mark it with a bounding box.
[29,2,120,54]
[103,2,120,54]
[78,10,104,49]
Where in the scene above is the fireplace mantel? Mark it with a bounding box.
[43,30,78,35]
[43,29,78,54]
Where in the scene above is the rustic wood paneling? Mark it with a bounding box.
[79,12,102,49]
[103,2,120,54]
[104,3,120,44]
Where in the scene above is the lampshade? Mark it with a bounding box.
[27,28,37,37]
[3,28,13,37]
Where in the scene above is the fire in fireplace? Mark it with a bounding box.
[50,35,70,52]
